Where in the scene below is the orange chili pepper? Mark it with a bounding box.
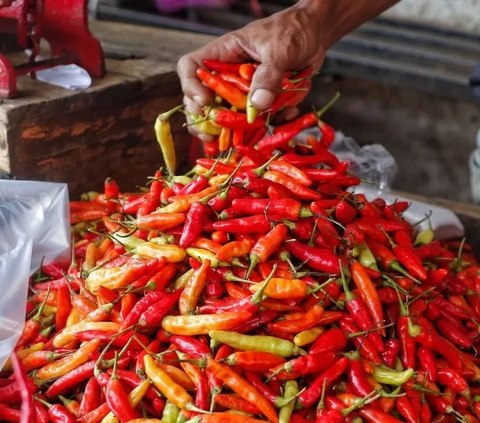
[268,160,312,186]
[219,127,232,152]
[216,240,253,262]
[191,238,222,254]
[36,339,100,380]
[144,355,198,411]
[350,261,385,337]
[179,259,210,315]
[206,359,278,423]
[247,224,288,277]
[161,311,252,336]
[267,305,324,334]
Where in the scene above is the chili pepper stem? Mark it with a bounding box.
[315,92,341,119]
[159,104,184,122]
[252,153,281,177]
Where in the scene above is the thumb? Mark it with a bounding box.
[249,59,286,111]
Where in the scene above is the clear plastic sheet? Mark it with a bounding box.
[295,127,464,239]
[296,128,398,195]
[0,181,70,369]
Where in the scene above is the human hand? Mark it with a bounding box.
[177,0,331,141]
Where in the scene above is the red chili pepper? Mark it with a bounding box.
[410,315,463,370]
[381,338,400,368]
[138,289,183,327]
[437,367,470,398]
[197,68,247,109]
[286,240,345,275]
[436,318,472,348]
[179,202,208,248]
[170,335,212,359]
[340,267,385,353]
[232,198,311,221]
[282,150,339,169]
[297,357,348,408]
[339,316,382,365]
[45,361,95,398]
[213,214,275,233]
[219,72,251,92]
[0,403,22,422]
[230,310,278,334]
[395,396,419,423]
[214,393,262,414]
[77,378,100,418]
[263,171,321,200]
[417,346,437,383]
[203,60,242,74]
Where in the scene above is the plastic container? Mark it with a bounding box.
[469,129,480,204]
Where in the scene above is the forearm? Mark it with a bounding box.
[297,0,399,49]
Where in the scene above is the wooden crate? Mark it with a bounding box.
[0,22,214,198]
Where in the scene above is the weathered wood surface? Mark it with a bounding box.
[0,21,215,197]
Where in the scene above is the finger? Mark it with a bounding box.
[177,34,246,107]
[272,106,300,125]
[177,54,214,107]
[185,107,215,143]
[249,58,286,111]
[184,96,203,116]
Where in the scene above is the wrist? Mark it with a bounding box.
[293,0,336,49]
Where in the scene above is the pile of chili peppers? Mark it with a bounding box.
[3,60,480,423]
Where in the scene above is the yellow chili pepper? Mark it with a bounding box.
[144,355,196,410]
[161,311,252,336]
[37,339,101,380]
[128,420,164,423]
[42,305,57,316]
[174,268,195,290]
[53,322,120,348]
[136,243,186,263]
[158,186,219,214]
[179,259,210,315]
[2,342,44,372]
[209,174,229,186]
[85,266,124,294]
[155,106,183,175]
[66,307,86,327]
[101,379,151,423]
[159,363,195,390]
[185,248,228,268]
[293,327,325,347]
[191,115,222,136]
[84,242,100,272]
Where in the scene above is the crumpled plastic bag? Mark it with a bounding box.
[295,127,464,239]
[0,181,70,369]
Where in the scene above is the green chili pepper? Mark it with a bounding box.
[415,226,434,246]
[174,269,195,290]
[358,242,379,271]
[150,233,175,246]
[372,365,414,386]
[162,401,180,423]
[279,380,298,423]
[186,248,229,268]
[209,331,306,358]
[111,233,144,251]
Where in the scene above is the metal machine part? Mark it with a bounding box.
[0,0,106,98]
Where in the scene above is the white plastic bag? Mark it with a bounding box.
[295,127,465,240]
[0,181,70,369]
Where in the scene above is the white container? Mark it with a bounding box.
[469,129,480,204]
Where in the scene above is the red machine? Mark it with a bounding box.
[0,0,105,98]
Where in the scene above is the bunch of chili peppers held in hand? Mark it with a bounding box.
[3,60,480,423]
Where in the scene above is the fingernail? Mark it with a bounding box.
[193,95,206,106]
[250,89,274,110]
